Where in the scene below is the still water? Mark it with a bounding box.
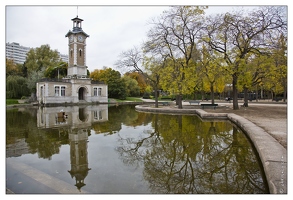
[6,104,269,194]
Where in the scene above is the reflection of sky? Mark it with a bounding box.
[7,145,74,190]
[87,126,151,193]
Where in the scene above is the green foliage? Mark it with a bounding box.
[122,75,140,97]
[6,99,19,105]
[25,44,61,92]
[6,75,30,99]
[26,44,60,73]
[44,62,68,79]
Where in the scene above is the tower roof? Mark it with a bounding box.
[65,15,89,37]
[71,16,83,22]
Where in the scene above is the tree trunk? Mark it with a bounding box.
[178,94,183,109]
[210,84,215,104]
[283,83,287,102]
[232,74,239,110]
[243,87,248,107]
[201,90,204,101]
[255,85,258,102]
[154,87,159,108]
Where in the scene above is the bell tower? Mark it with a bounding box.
[65,16,89,77]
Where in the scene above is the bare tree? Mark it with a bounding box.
[115,46,161,107]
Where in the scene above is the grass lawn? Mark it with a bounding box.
[114,97,144,102]
[6,99,19,105]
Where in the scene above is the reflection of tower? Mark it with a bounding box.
[68,128,91,190]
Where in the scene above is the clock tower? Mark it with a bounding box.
[65,16,89,77]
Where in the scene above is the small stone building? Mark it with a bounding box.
[36,15,108,105]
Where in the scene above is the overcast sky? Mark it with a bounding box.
[4,4,266,73]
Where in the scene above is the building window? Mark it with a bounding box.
[79,49,82,57]
[94,111,98,119]
[99,111,103,120]
[94,111,103,120]
[55,85,66,96]
[61,86,65,96]
[94,88,97,96]
[98,88,102,96]
[55,86,60,96]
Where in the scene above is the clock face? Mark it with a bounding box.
[69,36,74,42]
[78,35,84,42]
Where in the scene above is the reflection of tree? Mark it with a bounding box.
[92,105,153,135]
[116,114,268,194]
[6,108,68,159]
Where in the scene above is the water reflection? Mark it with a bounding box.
[38,105,108,190]
[6,105,268,194]
[116,114,268,194]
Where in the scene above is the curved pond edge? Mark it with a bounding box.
[135,105,287,194]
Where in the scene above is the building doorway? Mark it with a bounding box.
[78,87,86,100]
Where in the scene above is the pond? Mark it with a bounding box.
[6,104,269,194]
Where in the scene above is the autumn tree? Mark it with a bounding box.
[204,6,287,109]
[194,45,227,104]
[144,6,206,109]
[271,34,287,102]
[6,58,20,77]
[124,71,148,95]
[90,67,126,99]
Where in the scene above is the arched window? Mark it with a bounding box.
[70,49,73,58]
[79,49,82,57]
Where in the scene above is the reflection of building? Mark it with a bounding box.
[68,127,91,190]
[36,15,108,105]
[37,105,108,129]
[36,105,108,190]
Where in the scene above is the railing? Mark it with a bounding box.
[38,78,71,82]
[38,77,105,84]
[91,80,105,84]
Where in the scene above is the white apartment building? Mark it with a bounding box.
[6,42,68,64]
[6,42,31,64]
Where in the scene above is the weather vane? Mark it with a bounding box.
[77,6,78,17]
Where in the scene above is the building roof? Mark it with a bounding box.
[65,30,89,37]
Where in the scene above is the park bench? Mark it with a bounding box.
[201,103,218,109]
[188,100,201,105]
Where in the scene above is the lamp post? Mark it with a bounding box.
[54,66,60,80]
[55,63,66,80]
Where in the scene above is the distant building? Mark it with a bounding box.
[58,52,69,63]
[36,15,108,105]
[6,42,68,64]
[6,42,32,64]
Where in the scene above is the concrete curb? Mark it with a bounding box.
[135,105,287,194]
